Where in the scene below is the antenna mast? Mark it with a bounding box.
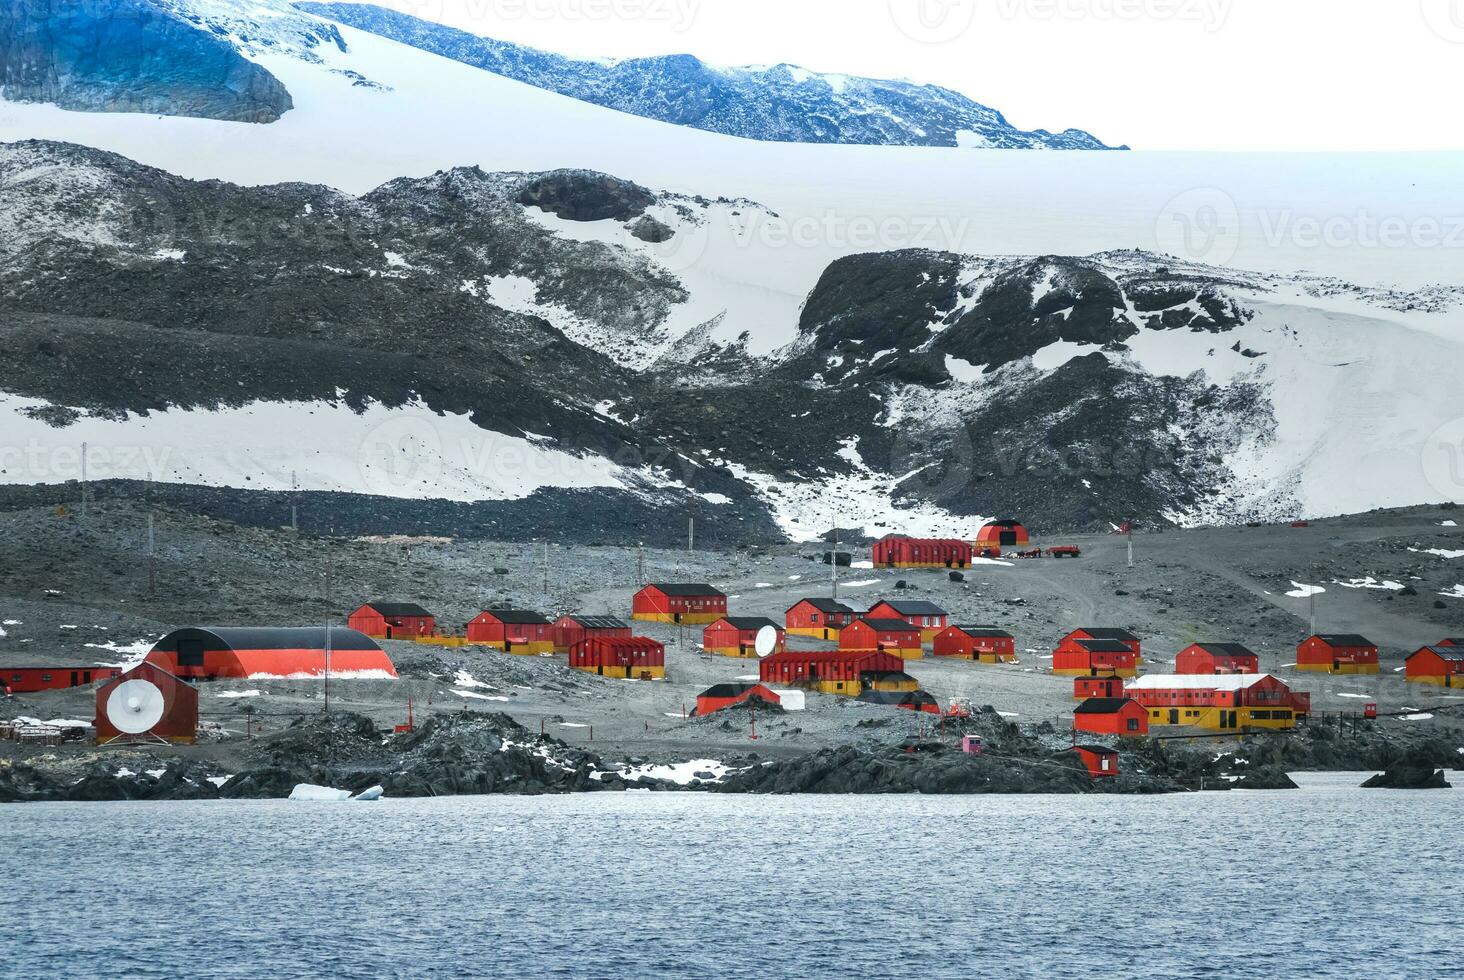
[831,528,839,602]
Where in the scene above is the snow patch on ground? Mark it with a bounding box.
[1286,582,1326,598]
[1333,577,1405,591]
[216,690,262,698]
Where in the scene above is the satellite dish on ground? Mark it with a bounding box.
[106,679,166,735]
[754,626,779,658]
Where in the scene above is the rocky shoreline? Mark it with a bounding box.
[3,709,1458,803]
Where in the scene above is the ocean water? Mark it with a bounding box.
[2,773,1457,979]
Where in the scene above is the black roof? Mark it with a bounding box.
[700,682,761,698]
[646,583,725,597]
[1074,697,1137,714]
[984,519,1026,528]
[791,598,857,614]
[563,615,630,630]
[952,624,1014,638]
[1311,634,1375,648]
[153,627,382,652]
[718,617,781,631]
[871,600,948,616]
[1071,639,1135,654]
[1194,642,1257,658]
[363,602,433,618]
[857,617,923,632]
[1076,627,1139,642]
[480,609,552,625]
[1072,744,1119,756]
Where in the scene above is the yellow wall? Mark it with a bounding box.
[704,646,755,659]
[1054,667,1138,678]
[1407,674,1458,687]
[1145,705,1297,731]
[975,653,1017,664]
[869,677,919,692]
[788,627,842,640]
[572,664,666,680]
[1298,662,1380,675]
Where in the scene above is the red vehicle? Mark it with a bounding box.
[978,547,1002,559]
[1047,546,1082,558]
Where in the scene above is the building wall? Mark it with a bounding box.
[632,589,726,624]
[4,666,121,694]
[1297,638,1380,674]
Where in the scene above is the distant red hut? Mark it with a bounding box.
[785,598,858,640]
[1073,697,1149,736]
[466,609,554,654]
[839,618,925,660]
[3,666,122,695]
[93,662,198,745]
[866,600,949,642]
[702,617,785,658]
[551,615,632,654]
[631,584,727,625]
[759,649,905,697]
[1296,634,1379,675]
[1069,745,1120,779]
[1073,676,1125,700]
[1062,628,1141,660]
[1052,638,1139,678]
[976,520,1030,549]
[145,627,397,680]
[933,625,1016,663]
[568,636,665,680]
[871,536,973,569]
[695,683,782,716]
[346,602,436,640]
[1406,645,1464,688]
[1176,643,1260,675]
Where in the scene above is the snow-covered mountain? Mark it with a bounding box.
[2,140,1461,543]
[1,0,1462,541]
[294,2,1122,150]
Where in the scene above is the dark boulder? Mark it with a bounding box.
[517,171,656,222]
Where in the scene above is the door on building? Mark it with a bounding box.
[1000,530,1017,545]
[178,638,205,668]
[70,671,79,687]
[1169,709,1179,725]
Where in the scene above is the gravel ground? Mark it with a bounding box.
[3,501,1464,770]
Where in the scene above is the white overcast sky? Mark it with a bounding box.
[352,0,1464,151]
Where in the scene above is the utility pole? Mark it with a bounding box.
[1309,591,1316,636]
[1127,522,1134,568]
[324,619,332,716]
[831,528,840,602]
[542,540,550,596]
[291,470,298,532]
[147,512,156,596]
[636,543,645,587]
[80,441,88,517]
[688,515,695,556]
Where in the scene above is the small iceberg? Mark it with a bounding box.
[288,783,385,802]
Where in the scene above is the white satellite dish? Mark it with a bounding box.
[106,679,166,735]
[754,625,779,658]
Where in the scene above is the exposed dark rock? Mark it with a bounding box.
[517,171,656,222]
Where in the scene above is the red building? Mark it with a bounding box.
[785,598,858,640]
[632,584,727,625]
[1069,745,1120,779]
[932,625,1016,663]
[145,627,397,680]
[3,666,121,695]
[1406,645,1464,688]
[1062,628,1141,660]
[866,600,949,642]
[759,649,906,696]
[466,609,554,654]
[976,520,1030,549]
[1052,638,1139,678]
[94,662,198,745]
[858,688,942,714]
[568,636,665,680]
[551,615,632,654]
[346,602,436,640]
[1296,634,1379,674]
[871,536,973,569]
[702,617,786,658]
[695,683,782,716]
[839,618,925,659]
[1125,674,1308,730]
[1176,643,1260,675]
[1073,697,1149,736]
[1073,676,1124,700]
